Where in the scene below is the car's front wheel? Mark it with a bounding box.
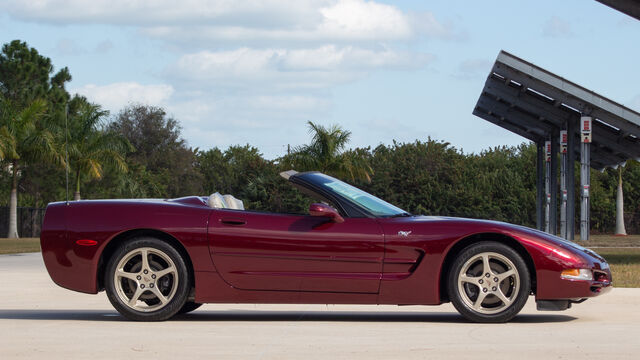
[105,237,190,321]
[447,241,530,323]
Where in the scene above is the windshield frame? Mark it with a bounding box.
[292,172,408,218]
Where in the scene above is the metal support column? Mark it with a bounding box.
[566,118,576,241]
[544,140,551,233]
[559,130,568,239]
[580,116,592,241]
[536,142,545,231]
[550,132,559,236]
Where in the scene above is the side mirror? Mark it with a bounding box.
[309,203,344,223]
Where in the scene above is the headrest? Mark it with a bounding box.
[223,194,244,210]
[207,192,227,208]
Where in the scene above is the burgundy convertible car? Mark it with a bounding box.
[41,170,611,322]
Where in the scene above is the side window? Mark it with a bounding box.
[243,182,340,216]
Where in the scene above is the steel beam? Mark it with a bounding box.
[560,130,568,239]
[566,117,577,240]
[550,132,559,235]
[545,140,551,233]
[536,142,545,230]
[472,107,542,143]
[580,116,592,241]
[484,77,571,127]
[476,97,555,135]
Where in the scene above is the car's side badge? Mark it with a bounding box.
[398,231,412,237]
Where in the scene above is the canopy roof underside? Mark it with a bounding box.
[473,50,640,170]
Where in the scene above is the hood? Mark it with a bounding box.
[389,215,606,264]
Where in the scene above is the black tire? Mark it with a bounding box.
[105,237,190,321]
[447,241,530,323]
[178,302,203,315]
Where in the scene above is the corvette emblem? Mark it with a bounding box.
[397,231,412,237]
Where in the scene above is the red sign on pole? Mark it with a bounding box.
[545,140,551,162]
[581,116,592,143]
[560,130,567,153]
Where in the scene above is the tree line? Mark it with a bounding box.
[1,40,638,237]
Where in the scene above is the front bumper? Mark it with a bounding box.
[536,266,612,300]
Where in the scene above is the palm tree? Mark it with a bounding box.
[289,121,372,182]
[67,98,132,200]
[0,96,61,238]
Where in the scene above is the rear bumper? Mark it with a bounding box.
[41,202,100,294]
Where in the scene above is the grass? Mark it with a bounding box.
[587,247,640,288]
[0,234,638,286]
[0,238,40,255]
[575,234,640,247]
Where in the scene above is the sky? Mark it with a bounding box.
[1,0,639,159]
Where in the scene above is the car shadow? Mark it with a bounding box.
[0,309,576,323]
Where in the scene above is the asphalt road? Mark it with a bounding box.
[1,253,639,359]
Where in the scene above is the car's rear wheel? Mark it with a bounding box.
[447,241,530,323]
[105,238,190,321]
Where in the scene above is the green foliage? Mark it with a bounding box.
[285,121,373,182]
[196,145,310,214]
[66,96,132,198]
[107,104,203,198]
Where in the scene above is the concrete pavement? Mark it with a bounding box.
[1,252,638,359]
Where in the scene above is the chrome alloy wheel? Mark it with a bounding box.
[456,251,520,315]
[113,247,179,312]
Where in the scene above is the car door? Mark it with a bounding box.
[208,209,385,293]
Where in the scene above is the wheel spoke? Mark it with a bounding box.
[141,249,150,271]
[482,254,492,275]
[116,269,138,281]
[459,275,481,285]
[150,287,168,305]
[155,266,176,279]
[128,287,144,307]
[497,269,516,283]
[494,288,512,307]
[473,291,488,310]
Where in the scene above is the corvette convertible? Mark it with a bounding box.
[40,170,611,322]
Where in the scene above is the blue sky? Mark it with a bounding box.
[1,0,639,158]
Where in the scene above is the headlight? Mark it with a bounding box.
[561,269,593,281]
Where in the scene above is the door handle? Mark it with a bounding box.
[220,218,246,226]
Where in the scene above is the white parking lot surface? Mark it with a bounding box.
[1,252,639,359]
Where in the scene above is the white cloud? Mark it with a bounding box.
[409,11,466,41]
[73,82,174,113]
[542,16,574,38]
[318,0,411,39]
[1,0,323,26]
[162,94,325,156]
[169,45,433,90]
[4,0,456,157]
[2,0,455,45]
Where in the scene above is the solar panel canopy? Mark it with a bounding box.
[473,50,640,170]
[596,0,640,21]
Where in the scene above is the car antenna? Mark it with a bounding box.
[65,102,70,205]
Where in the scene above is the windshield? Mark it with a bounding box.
[306,173,407,217]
